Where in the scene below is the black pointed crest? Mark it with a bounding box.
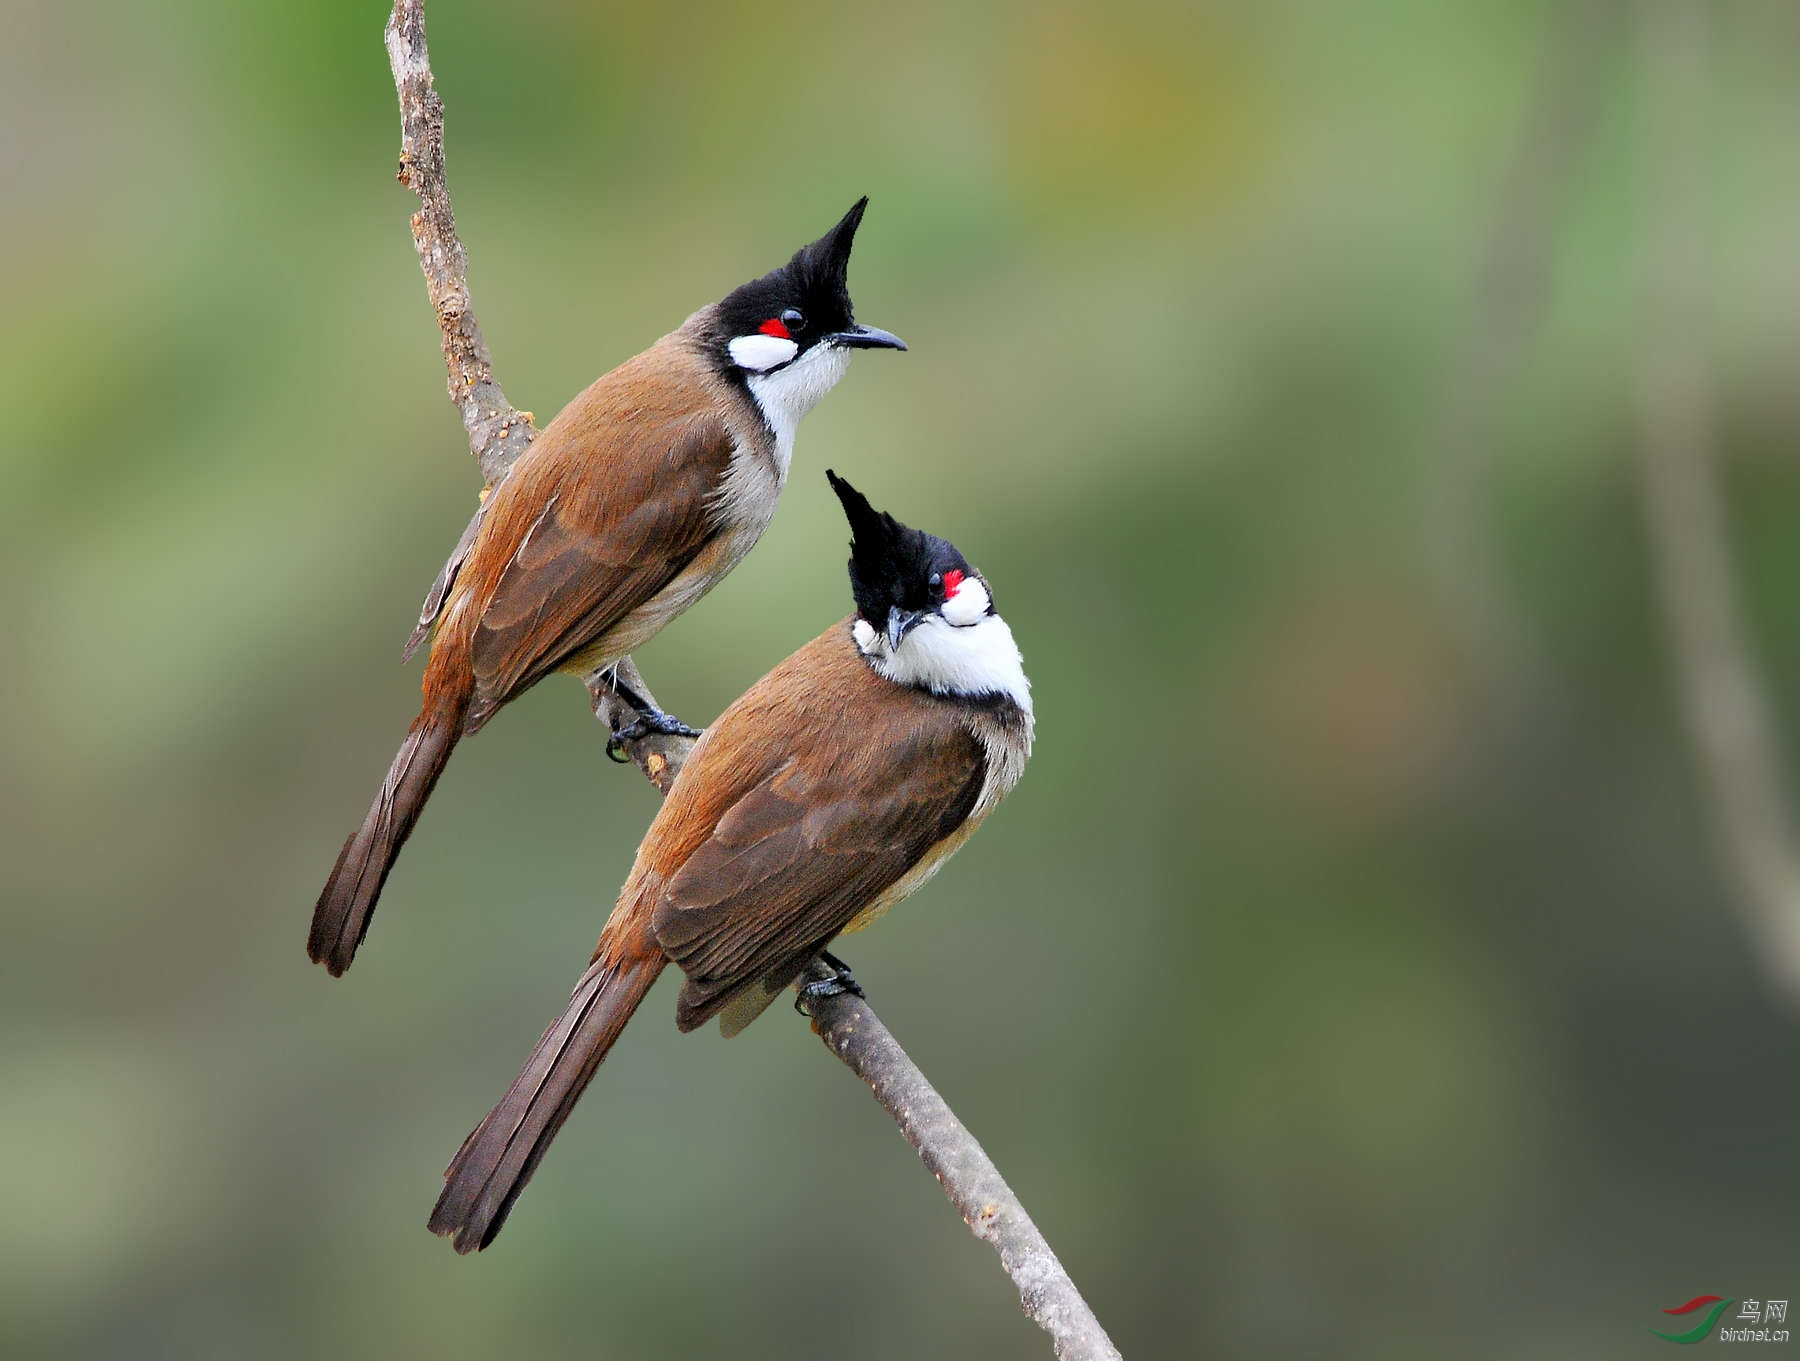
[793,196,867,299]
[826,470,969,624]
[716,199,869,350]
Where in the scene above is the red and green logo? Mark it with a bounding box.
[1651,1295,1734,1344]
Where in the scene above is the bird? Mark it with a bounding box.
[309,199,906,977]
[426,470,1034,1252]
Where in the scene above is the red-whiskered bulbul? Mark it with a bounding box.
[310,200,905,976]
[427,471,1033,1251]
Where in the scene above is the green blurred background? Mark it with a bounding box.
[6,1,1799,1356]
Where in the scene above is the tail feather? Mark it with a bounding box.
[309,712,460,976]
[429,952,664,1252]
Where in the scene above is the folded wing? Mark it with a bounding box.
[462,406,734,728]
[652,717,985,1032]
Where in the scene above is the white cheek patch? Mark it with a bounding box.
[941,575,990,627]
[852,618,878,653]
[728,333,799,372]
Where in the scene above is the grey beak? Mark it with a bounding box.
[829,324,908,351]
[886,606,926,651]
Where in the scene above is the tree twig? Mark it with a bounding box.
[1637,0,1800,998]
[386,0,536,656]
[797,958,1123,1360]
[381,3,1121,1352]
[386,0,535,490]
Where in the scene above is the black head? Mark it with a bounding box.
[714,199,906,375]
[826,470,986,649]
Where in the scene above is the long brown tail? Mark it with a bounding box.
[430,947,665,1252]
[309,698,464,977]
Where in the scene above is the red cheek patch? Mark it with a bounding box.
[759,318,791,339]
[942,569,964,598]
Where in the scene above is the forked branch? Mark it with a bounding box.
[381,3,1120,1355]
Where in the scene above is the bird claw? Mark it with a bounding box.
[606,709,701,761]
[794,951,865,1016]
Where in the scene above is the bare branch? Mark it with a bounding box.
[386,0,539,655]
[798,959,1123,1360]
[381,3,1119,1350]
[386,0,535,489]
[1638,0,1800,997]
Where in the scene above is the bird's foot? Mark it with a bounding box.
[795,951,865,1016]
[605,708,702,762]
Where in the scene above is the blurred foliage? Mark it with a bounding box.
[4,1,1800,1357]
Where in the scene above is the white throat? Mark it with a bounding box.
[853,611,1033,715]
[744,344,852,480]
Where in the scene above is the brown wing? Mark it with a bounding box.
[651,714,985,1032]
[463,406,733,721]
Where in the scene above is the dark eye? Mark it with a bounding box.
[929,572,942,589]
[781,308,805,332]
